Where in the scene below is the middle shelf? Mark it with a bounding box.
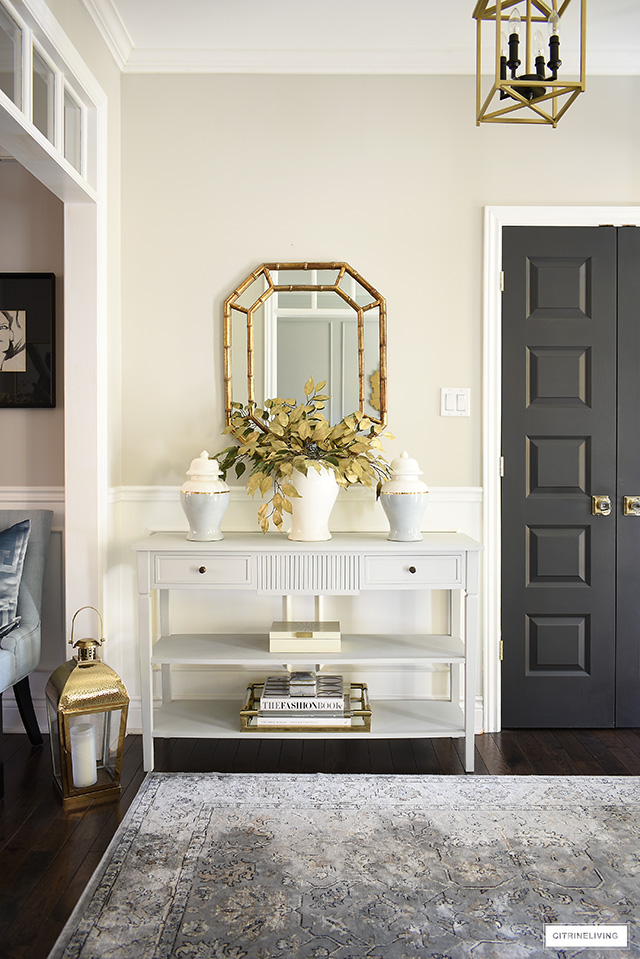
[150,632,466,666]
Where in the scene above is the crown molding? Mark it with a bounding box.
[119,46,639,78]
[79,0,133,71]
[66,3,640,78]
[123,46,475,76]
[74,4,640,77]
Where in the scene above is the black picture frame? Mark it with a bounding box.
[0,273,55,408]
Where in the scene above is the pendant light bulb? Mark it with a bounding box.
[501,30,508,57]
[509,7,522,36]
[548,10,560,36]
[534,29,545,57]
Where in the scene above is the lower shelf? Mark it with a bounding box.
[151,697,466,740]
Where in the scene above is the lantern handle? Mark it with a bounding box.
[69,606,106,647]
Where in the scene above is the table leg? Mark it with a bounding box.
[137,585,155,771]
[464,551,480,773]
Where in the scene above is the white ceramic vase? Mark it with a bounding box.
[180,450,230,541]
[288,466,339,541]
[379,450,429,542]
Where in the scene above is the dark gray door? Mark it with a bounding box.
[615,227,640,726]
[501,225,640,727]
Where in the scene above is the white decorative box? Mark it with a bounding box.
[268,621,341,653]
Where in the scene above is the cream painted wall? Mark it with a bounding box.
[121,73,640,490]
[0,162,63,485]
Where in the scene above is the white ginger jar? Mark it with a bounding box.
[180,450,230,541]
[379,450,429,542]
[288,466,339,542]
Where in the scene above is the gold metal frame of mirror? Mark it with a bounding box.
[223,262,387,429]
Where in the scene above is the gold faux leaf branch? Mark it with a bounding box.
[213,378,392,532]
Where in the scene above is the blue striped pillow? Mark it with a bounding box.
[0,519,31,635]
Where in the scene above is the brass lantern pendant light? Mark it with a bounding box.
[473,0,586,126]
[46,607,129,808]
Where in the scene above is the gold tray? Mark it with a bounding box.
[240,682,371,733]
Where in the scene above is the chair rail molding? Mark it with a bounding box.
[111,485,483,503]
[483,205,640,735]
[0,485,64,502]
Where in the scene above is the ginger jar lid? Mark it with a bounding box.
[381,450,429,494]
[181,450,229,493]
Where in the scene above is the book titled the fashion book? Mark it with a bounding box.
[259,673,346,711]
[257,692,352,727]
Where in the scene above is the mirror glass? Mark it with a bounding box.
[224,263,386,427]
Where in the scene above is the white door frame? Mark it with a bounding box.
[0,2,108,635]
[482,206,640,733]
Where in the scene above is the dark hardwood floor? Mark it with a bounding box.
[2,728,640,959]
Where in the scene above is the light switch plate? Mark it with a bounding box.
[441,387,470,417]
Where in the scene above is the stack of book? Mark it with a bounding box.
[256,671,352,728]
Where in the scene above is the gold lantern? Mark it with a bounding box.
[46,607,129,808]
[473,0,586,127]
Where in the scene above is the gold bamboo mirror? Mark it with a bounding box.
[224,262,387,428]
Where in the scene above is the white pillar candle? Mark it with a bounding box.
[70,722,97,788]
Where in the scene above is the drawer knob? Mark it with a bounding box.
[198,566,207,574]
[408,565,417,574]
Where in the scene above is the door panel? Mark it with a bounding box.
[616,227,640,726]
[501,227,618,727]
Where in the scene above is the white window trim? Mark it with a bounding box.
[2,0,95,188]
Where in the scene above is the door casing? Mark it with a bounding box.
[482,206,640,733]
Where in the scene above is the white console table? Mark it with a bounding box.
[132,531,482,772]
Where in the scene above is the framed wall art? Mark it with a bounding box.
[0,273,55,408]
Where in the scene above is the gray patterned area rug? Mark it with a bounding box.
[49,773,640,959]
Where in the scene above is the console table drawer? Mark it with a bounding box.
[153,554,252,587]
[363,554,463,587]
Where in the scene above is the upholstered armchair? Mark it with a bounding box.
[0,510,53,765]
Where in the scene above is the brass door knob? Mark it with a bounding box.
[623,496,640,516]
[591,495,612,516]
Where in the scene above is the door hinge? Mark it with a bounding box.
[500,270,505,292]
[500,456,505,477]
[499,639,504,661]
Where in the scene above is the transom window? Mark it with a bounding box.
[0,0,90,182]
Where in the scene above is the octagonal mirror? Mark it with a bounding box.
[224,262,387,428]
